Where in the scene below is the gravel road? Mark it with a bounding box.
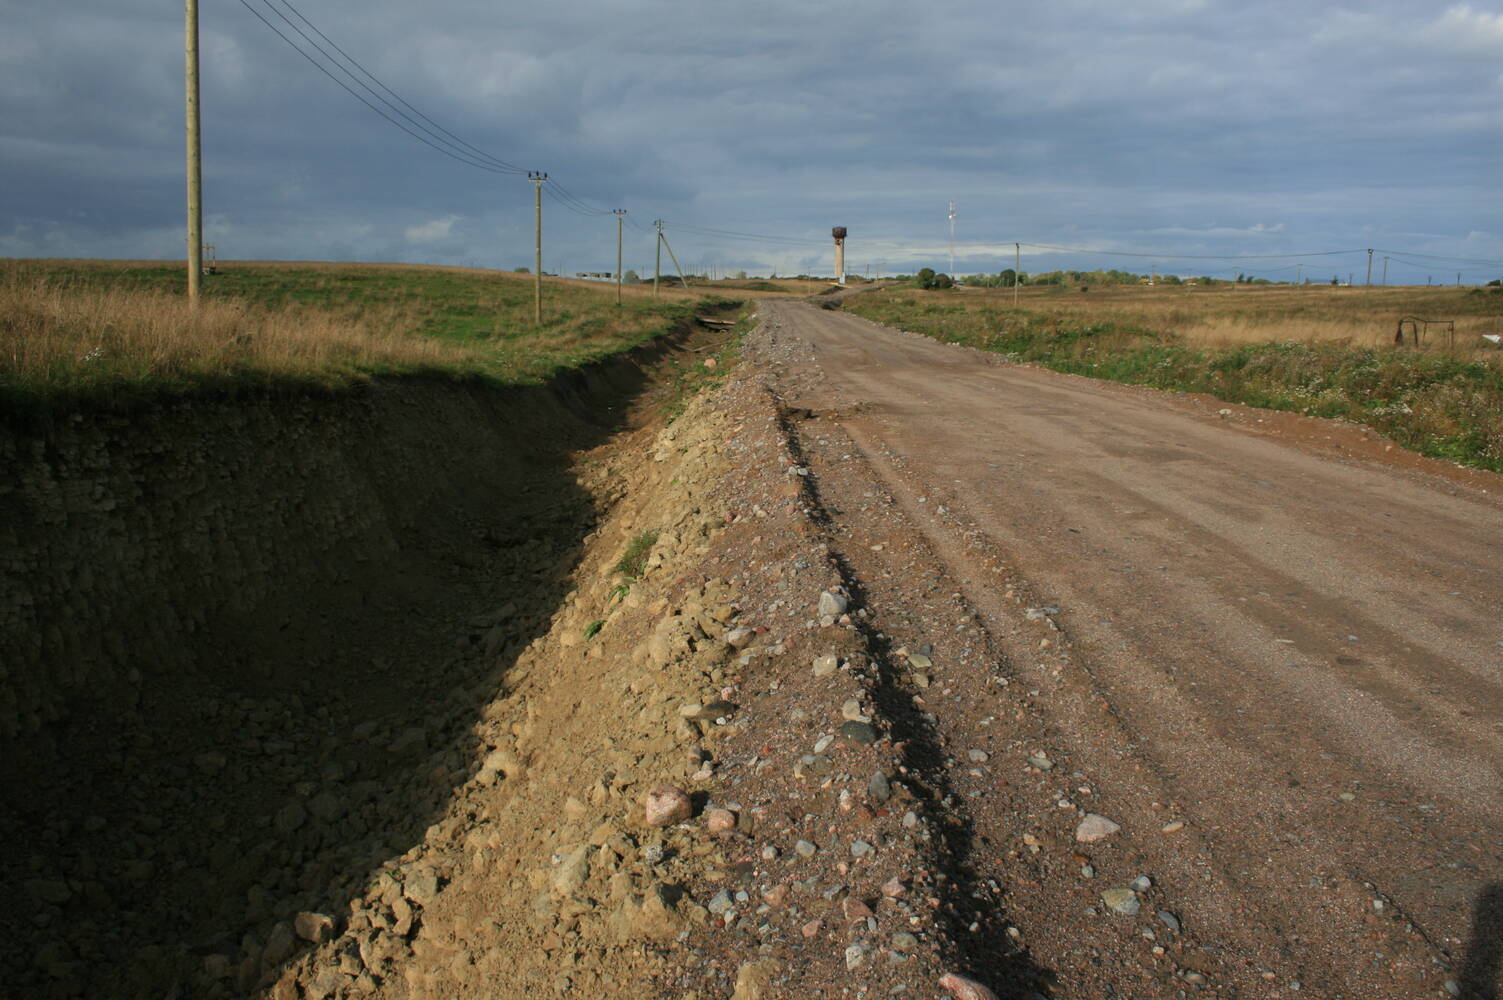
[755,298,1502,999]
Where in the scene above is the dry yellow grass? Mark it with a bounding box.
[846,284,1503,471]
[960,283,1503,356]
[1,273,474,394]
[0,260,735,413]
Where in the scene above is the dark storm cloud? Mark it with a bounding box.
[2,0,1499,280]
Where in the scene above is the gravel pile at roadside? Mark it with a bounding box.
[256,314,1002,1000]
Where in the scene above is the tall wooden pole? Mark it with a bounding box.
[654,220,663,297]
[613,209,626,306]
[529,172,547,323]
[1013,242,1020,306]
[185,0,203,307]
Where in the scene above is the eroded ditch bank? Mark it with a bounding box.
[3,308,1021,1000]
[0,331,705,997]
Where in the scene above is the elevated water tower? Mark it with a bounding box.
[832,227,847,285]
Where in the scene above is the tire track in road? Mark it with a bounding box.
[753,299,1503,999]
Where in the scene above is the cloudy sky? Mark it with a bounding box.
[3,0,1501,282]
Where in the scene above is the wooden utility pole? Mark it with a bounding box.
[654,220,663,297]
[613,209,626,306]
[185,0,203,307]
[1014,242,1021,306]
[529,172,547,323]
[1382,256,1389,286]
[1365,248,1373,287]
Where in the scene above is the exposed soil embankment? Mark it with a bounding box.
[0,342,687,997]
[5,306,1043,1000]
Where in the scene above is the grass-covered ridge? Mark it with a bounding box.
[0,259,737,416]
[843,287,1503,472]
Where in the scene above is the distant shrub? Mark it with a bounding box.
[913,268,954,291]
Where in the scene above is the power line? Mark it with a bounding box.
[1371,247,1503,268]
[248,0,524,175]
[546,177,615,216]
[235,0,520,176]
[543,184,611,217]
[238,0,662,245]
[1020,242,1370,261]
[265,0,525,174]
[659,221,827,247]
[1380,251,1499,275]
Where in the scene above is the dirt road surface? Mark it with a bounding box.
[752,299,1502,999]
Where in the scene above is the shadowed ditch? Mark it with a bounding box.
[1459,883,1502,1000]
[0,329,717,998]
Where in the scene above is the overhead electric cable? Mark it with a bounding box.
[660,221,827,247]
[546,178,614,216]
[1021,242,1369,261]
[1380,251,1499,275]
[543,185,612,217]
[267,0,526,174]
[1372,247,1503,268]
[236,0,520,176]
[251,0,523,174]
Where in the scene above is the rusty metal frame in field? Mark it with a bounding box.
[1394,316,1455,348]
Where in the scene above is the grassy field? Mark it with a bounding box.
[844,284,1503,472]
[711,277,840,295]
[948,282,1503,349]
[0,259,741,416]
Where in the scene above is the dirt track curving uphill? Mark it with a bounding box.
[752,298,1502,999]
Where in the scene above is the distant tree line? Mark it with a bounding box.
[900,267,1316,290]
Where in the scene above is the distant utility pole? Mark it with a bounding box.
[1365,248,1373,287]
[1382,256,1389,286]
[948,201,957,277]
[653,220,663,296]
[613,209,626,306]
[185,0,203,307]
[1457,272,1462,287]
[529,172,547,323]
[1014,242,1021,306]
[1297,263,1303,287]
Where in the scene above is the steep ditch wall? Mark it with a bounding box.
[0,351,661,997]
[0,367,639,739]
